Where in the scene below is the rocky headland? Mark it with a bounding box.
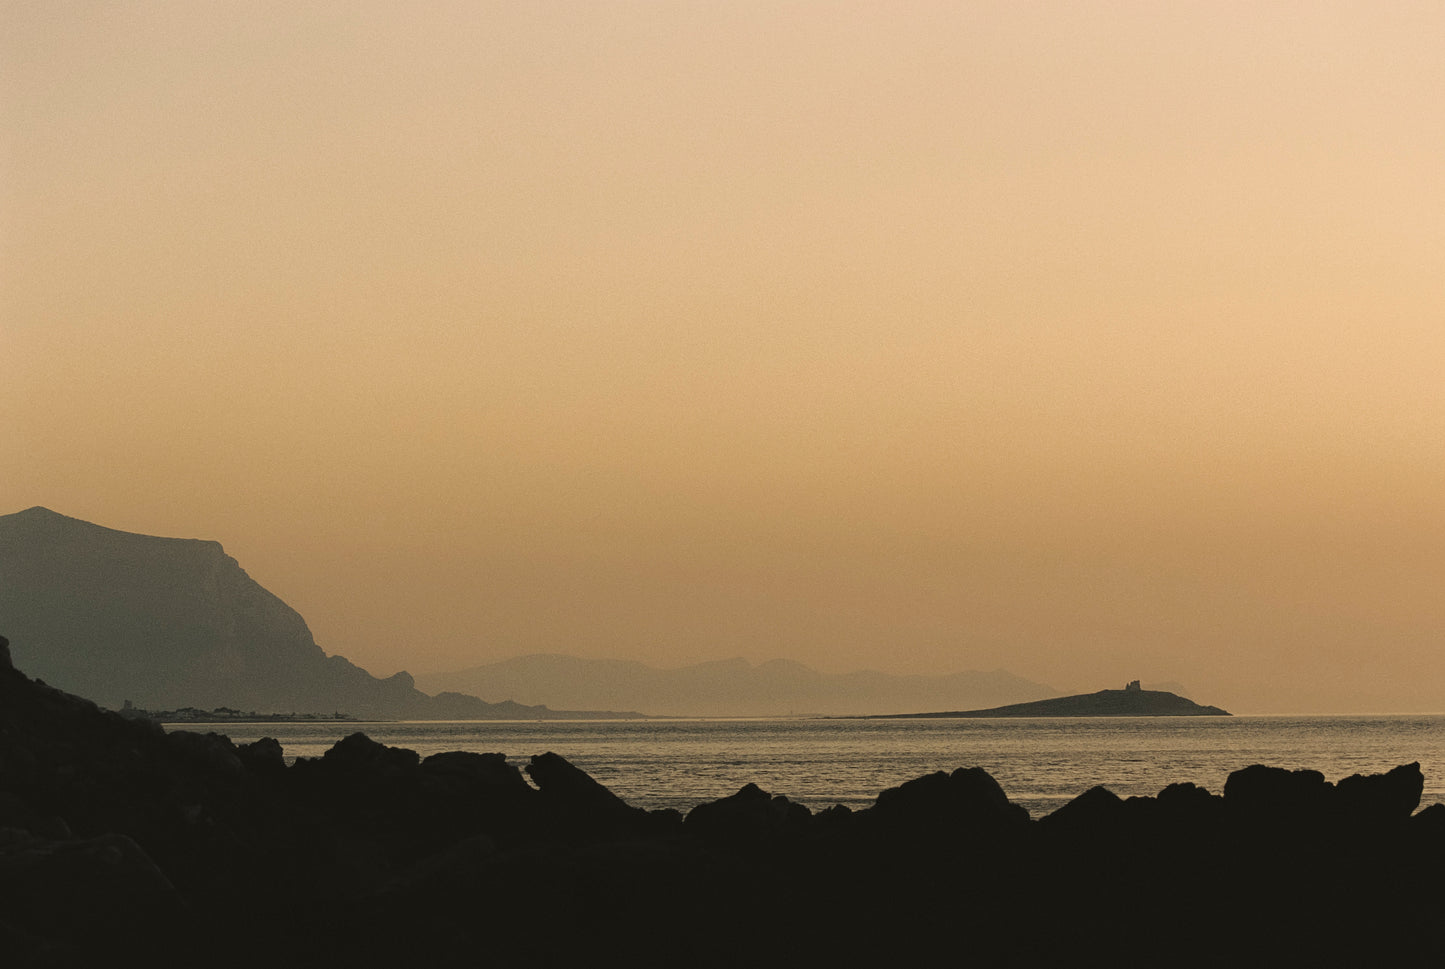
[2,635,1440,968]
[0,507,642,720]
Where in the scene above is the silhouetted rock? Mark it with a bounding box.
[1336,762,1423,822]
[420,750,531,795]
[235,736,286,775]
[871,765,1030,832]
[318,731,421,776]
[1224,764,1333,821]
[1040,784,1126,832]
[526,751,625,813]
[524,751,660,840]
[165,729,246,776]
[1155,780,1225,826]
[685,782,813,842]
[1413,801,1445,840]
[1,633,1442,968]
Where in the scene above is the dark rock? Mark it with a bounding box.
[1155,781,1225,826]
[415,750,540,846]
[1040,784,1126,832]
[1223,764,1333,820]
[165,730,245,776]
[526,751,627,813]
[420,750,531,796]
[525,751,652,839]
[384,832,498,896]
[0,832,177,940]
[1157,780,1219,809]
[685,782,812,841]
[317,731,420,776]
[1335,762,1424,822]
[2,631,1442,967]
[871,766,1029,832]
[235,736,286,776]
[1411,802,1445,838]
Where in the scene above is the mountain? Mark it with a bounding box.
[416,653,1060,717]
[875,680,1230,718]
[0,507,638,719]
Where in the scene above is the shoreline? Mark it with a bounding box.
[4,637,1443,967]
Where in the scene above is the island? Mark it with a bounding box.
[871,679,1230,718]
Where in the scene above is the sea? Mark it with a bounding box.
[191,715,1445,819]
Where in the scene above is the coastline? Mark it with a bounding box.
[3,637,1442,967]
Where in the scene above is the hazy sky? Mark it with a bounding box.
[4,2,1443,713]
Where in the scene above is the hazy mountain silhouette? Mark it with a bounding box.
[417,652,1060,717]
[0,507,638,719]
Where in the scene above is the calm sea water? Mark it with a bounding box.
[193,715,1445,818]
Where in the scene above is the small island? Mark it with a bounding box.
[872,680,1230,718]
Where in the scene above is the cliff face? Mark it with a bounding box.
[0,507,307,710]
[0,507,612,719]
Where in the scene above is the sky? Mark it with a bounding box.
[3,2,1443,714]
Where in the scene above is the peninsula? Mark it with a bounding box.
[874,680,1230,718]
[0,507,645,720]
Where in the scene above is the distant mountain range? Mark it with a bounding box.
[0,507,638,720]
[1,506,1067,720]
[416,654,1061,718]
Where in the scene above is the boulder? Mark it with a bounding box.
[1223,765,1332,821]
[525,752,650,838]
[165,729,245,777]
[420,750,532,796]
[685,782,812,841]
[871,766,1029,831]
[235,736,287,776]
[526,752,628,811]
[1335,763,1424,823]
[1411,802,1445,840]
[1040,785,1126,833]
[318,732,420,776]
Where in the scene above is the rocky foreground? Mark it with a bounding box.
[2,636,1441,968]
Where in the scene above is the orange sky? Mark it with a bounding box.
[4,2,1443,713]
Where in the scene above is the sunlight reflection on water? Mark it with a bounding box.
[191,715,1445,817]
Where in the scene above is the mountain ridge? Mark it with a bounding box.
[418,651,1060,718]
[0,507,641,719]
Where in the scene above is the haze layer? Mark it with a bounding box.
[4,4,1443,713]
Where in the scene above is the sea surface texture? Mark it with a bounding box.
[202,714,1445,816]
